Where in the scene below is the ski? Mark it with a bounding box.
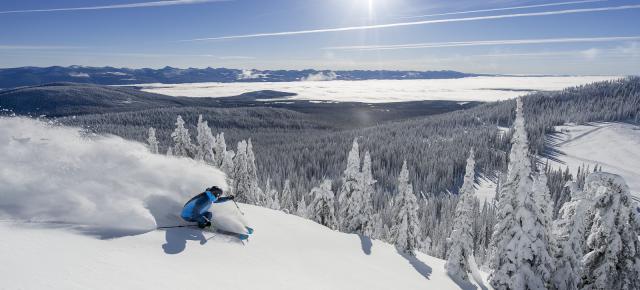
[215,229,250,241]
[158,224,252,241]
[157,224,195,229]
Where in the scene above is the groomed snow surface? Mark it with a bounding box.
[545,122,640,199]
[0,117,489,290]
[136,76,620,103]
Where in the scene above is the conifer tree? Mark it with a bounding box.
[147,127,159,154]
[296,195,308,218]
[195,115,216,164]
[446,149,479,281]
[264,178,280,210]
[308,179,338,230]
[280,179,295,213]
[580,172,640,290]
[231,141,251,202]
[360,150,376,237]
[489,98,555,290]
[391,160,421,256]
[213,132,227,167]
[221,150,235,177]
[338,138,362,232]
[170,115,194,158]
[553,181,593,290]
[246,139,264,205]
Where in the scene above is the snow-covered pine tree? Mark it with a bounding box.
[246,139,264,205]
[579,172,640,290]
[231,141,251,202]
[360,150,376,237]
[221,150,235,177]
[308,179,338,230]
[296,195,308,218]
[280,179,295,213]
[264,178,280,210]
[338,138,363,232]
[488,98,555,290]
[391,160,421,256]
[474,199,497,267]
[147,127,159,154]
[166,146,173,156]
[195,115,216,164]
[445,148,479,281]
[213,132,227,167]
[552,181,593,290]
[371,212,384,240]
[170,115,195,158]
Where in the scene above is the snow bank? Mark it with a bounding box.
[0,117,227,236]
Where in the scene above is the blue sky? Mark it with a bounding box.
[0,0,639,74]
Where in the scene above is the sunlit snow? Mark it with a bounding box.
[545,122,640,199]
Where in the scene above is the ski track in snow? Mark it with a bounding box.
[545,122,640,199]
[133,76,621,103]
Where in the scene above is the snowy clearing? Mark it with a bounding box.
[135,76,620,103]
[475,174,498,205]
[545,122,640,198]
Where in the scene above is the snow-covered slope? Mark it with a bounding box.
[545,122,640,198]
[0,117,490,290]
[0,203,490,290]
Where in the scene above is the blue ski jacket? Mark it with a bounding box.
[181,191,233,222]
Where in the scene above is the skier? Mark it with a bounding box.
[181,186,235,229]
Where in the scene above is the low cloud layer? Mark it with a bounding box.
[139,75,621,103]
[0,117,227,236]
[301,71,337,81]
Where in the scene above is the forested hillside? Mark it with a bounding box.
[59,78,640,197]
[52,77,640,264]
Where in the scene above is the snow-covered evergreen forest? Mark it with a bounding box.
[57,77,640,289]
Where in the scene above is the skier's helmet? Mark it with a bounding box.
[208,186,223,197]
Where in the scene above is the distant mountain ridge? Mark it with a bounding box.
[0,66,484,88]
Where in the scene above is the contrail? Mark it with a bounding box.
[324,36,640,51]
[400,0,606,19]
[184,4,640,41]
[0,0,227,14]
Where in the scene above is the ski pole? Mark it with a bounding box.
[232,199,245,216]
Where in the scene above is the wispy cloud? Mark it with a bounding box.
[0,0,226,14]
[183,4,640,41]
[0,45,83,50]
[400,0,606,19]
[324,36,640,51]
[8,50,255,60]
